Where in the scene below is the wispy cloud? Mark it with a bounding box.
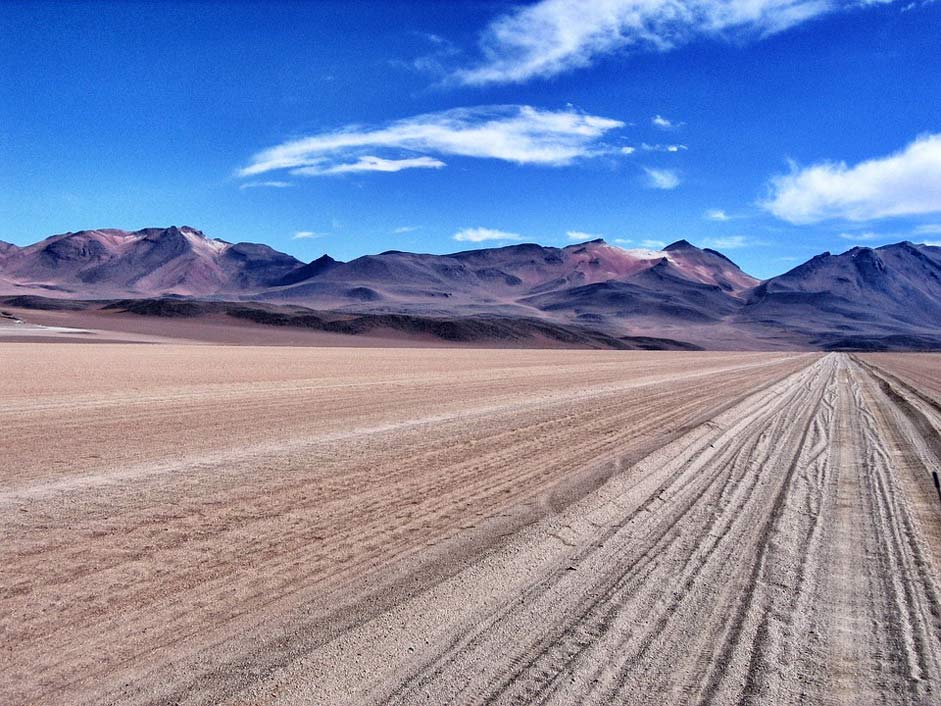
[702,235,753,249]
[239,180,292,190]
[704,208,731,221]
[621,146,637,155]
[644,167,681,190]
[651,115,683,130]
[613,238,633,245]
[641,239,667,248]
[399,32,463,76]
[393,226,420,234]
[452,0,874,85]
[453,227,524,243]
[837,227,941,244]
[642,143,687,152]
[294,155,446,176]
[837,231,883,241]
[902,0,938,11]
[566,230,604,241]
[762,133,941,224]
[292,230,327,240]
[239,105,626,179]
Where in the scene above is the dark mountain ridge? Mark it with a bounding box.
[1,227,939,350]
[0,226,302,297]
[739,241,941,349]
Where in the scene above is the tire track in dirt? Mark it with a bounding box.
[367,353,840,706]
[0,348,811,705]
[5,349,941,705]
[0,349,805,490]
[273,353,941,706]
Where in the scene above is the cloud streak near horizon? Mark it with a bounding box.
[566,230,604,241]
[453,227,524,242]
[239,105,625,179]
[451,0,896,86]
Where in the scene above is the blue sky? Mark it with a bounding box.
[1,0,939,278]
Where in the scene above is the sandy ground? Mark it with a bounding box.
[0,307,426,346]
[0,306,635,349]
[2,346,940,704]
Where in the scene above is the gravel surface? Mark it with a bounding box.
[2,346,939,705]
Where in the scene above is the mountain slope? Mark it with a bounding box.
[259,238,758,312]
[740,242,941,348]
[0,226,302,297]
[2,227,940,350]
[521,259,745,327]
[662,240,759,292]
[0,241,19,259]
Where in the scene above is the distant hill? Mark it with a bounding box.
[0,226,302,297]
[2,226,940,350]
[255,238,758,317]
[740,242,941,350]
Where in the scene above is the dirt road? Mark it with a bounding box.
[2,346,940,705]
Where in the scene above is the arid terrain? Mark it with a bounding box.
[3,345,941,705]
[4,227,941,350]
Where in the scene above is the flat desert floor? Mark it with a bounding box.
[3,345,941,705]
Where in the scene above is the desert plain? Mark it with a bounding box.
[2,342,941,705]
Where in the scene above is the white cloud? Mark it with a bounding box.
[613,238,633,245]
[621,146,637,155]
[239,105,626,179]
[641,143,687,152]
[566,230,604,241]
[400,32,462,76]
[453,227,525,243]
[704,208,730,221]
[914,224,941,234]
[641,239,667,248]
[292,231,326,240]
[652,115,684,130]
[239,180,292,189]
[902,0,938,11]
[837,231,883,241]
[924,241,941,247]
[393,226,420,234]
[452,0,865,85]
[295,156,445,176]
[644,167,681,190]
[762,133,941,224]
[702,235,751,249]
[422,32,447,45]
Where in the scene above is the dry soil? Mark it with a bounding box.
[2,346,940,705]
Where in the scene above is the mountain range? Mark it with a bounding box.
[2,226,940,350]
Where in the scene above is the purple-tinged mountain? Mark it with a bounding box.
[258,238,758,315]
[0,226,302,297]
[740,242,941,349]
[3,227,941,350]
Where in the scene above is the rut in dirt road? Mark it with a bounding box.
[0,349,814,705]
[344,354,941,706]
[5,349,941,705]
